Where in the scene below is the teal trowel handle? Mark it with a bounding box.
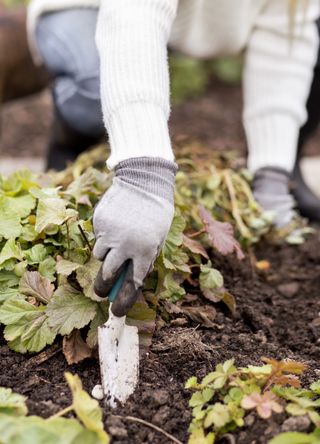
[108,267,127,303]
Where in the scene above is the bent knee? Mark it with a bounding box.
[76,74,101,100]
[55,74,104,137]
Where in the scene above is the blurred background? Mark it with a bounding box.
[0,0,319,193]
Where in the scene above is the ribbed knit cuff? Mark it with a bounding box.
[115,157,177,203]
[253,167,291,195]
[106,103,174,169]
[245,114,299,174]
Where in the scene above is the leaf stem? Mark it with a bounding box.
[78,223,92,252]
[65,220,70,259]
[112,415,183,444]
[188,229,206,238]
[48,404,74,420]
[223,170,250,239]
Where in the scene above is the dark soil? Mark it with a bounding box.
[0,233,320,444]
[1,76,320,444]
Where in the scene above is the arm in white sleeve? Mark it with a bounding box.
[95,0,178,169]
[244,0,320,173]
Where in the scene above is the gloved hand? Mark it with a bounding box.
[93,157,177,317]
[253,167,296,228]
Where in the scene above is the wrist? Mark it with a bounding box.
[114,157,177,203]
[106,103,174,169]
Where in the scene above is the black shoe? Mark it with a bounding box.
[291,161,320,222]
[46,106,104,171]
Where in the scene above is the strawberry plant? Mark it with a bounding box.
[0,373,109,444]
[185,357,320,444]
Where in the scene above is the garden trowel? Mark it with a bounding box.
[98,268,139,408]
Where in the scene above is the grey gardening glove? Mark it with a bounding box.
[93,157,177,317]
[253,167,296,228]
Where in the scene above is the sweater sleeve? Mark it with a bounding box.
[95,0,178,169]
[243,0,320,174]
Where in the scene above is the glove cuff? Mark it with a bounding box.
[115,157,177,203]
[253,167,291,195]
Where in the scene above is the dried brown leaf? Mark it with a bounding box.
[262,358,307,375]
[177,295,217,328]
[221,290,236,315]
[126,293,156,353]
[19,271,54,304]
[170,318,188,327]
[182,235,209,259]
[202,287,236,315]
[198,206,245,260]
[63,329,92,365]
[273,375,301,388]
[181,305,217,328]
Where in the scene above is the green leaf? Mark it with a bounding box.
[0,199,22,239]
[46,285,97,335]
[0,271,20,287]
[189,391,206,408]
[6,194,36,219]
[204,403,231,429]
[185,376,198,390]
[269,431,320,444]
[189,428,215,444]
[202,388,215,403]
[202,359,236,389]
[24,245,48,265]
[65,168,105,205]
[0,388,27,416]
[0,288,19,305]
[19,271,54,304]
[86,302,109,349]
[165,212,186,248]
[76,258,101,300]
[243,364,273,376]
[56,260,80,276]
[159,273,186,301]
[0,414,86,444]
[65,373,109,443]
[42,418,84,444]
[20,224,38,242]
[0,414,59,444]
[200,264,224,290]
[310,381,320,394]
[0,239,24,266]
[38,257,56,282]
[35,198,78,233]
[0,298,40,325]
[2,170,39,196]
[0,298,56,353]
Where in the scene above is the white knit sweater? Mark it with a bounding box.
[28,0,319,171]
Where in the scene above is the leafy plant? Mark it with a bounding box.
[270,429,320,444]
[0,373,109,444]
[0,145,300,361]
[185,357,316,444]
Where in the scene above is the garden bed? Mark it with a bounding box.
[1,233,319,444]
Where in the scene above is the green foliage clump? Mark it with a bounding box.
[0,373,109,444]
[0,166,155,359]
[0,146,273,359]
[185,357,320,444]
[0,145,304,361]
